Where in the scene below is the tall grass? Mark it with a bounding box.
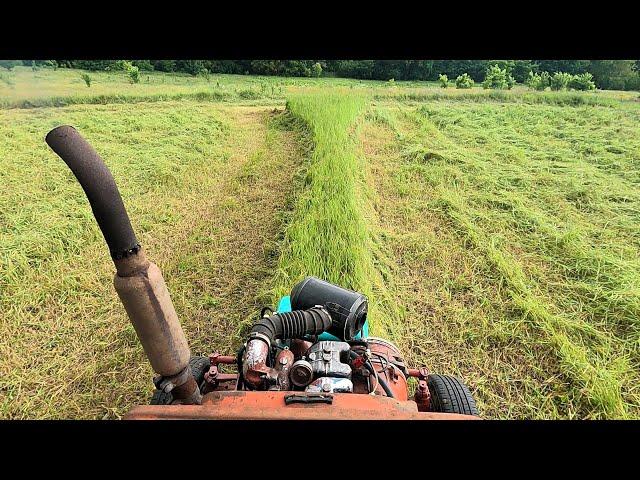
[375,90,621,107]
[271,92,401,336]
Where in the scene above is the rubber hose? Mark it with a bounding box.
[366,359,395,398]
[45,125,140,260]
[250,307,332,344]
[348,350,395,398]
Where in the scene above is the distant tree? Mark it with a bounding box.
[588,60,640,90]
[331,60,377,80]
[535,60,591,75]
[175,60,207,76]
[433,60,489,81]
[439,74,448,88]
[152,60,176,72]
[0,60,21,70]
[132,60,154,71]
[73,60,119,71]
[311,62,323,77]
[43,60,58,70]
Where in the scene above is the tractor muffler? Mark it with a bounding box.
[45,125,201,405]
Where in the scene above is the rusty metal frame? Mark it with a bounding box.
[125,391,479,420]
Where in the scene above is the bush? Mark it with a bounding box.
[80,73,92,87]
[455,73,474,89]
[482,64,515,90]
[568,72,596,91]
[527,71,550,91]
[550,72,572,91]
[199,68,211,82]
[126,63,140,84]
[439,74,448,88]
[311,62,323,78]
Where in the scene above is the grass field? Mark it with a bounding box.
[1,66,639,418]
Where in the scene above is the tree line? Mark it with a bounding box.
[3,59,639,91]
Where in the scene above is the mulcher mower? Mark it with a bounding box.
[45,125,480,420]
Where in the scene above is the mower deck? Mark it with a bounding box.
[125,391,480,420]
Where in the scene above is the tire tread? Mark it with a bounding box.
[427,374,478,416]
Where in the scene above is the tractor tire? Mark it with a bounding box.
[150,356,211,405]
[427,374,479,416]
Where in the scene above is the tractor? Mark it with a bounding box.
[45,125,480,420]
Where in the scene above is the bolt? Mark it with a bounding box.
[322,382,331,392]
[163,382,175,393]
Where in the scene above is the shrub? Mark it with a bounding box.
[550,72,572,91]
[311,62,323,78]
[527,71,550,91]
[199,68,211,82]
[482,64,515,89]
[80,73,92,87]
[455,73,474,89]
[127,64,140,84]
[568,72,596,91]
[439,74,448,88]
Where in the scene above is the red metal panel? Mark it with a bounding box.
[124,391,480,420]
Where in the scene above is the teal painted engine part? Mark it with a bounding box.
[276,295,368,340]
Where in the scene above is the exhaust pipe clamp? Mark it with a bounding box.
[153,365,203,405]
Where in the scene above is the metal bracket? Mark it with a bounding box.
[284,393,334,405]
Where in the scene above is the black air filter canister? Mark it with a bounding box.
[290,277,368,341]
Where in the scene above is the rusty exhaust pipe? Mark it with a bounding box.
[45,125,201,405]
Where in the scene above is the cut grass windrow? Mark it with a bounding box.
[433,188,629,418]
[0,103,304,418]
[374,90,622,107]
[375,102,640,418]
[0,89,281,109]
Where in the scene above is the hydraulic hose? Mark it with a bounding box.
[45,125,139,260]
[249,307,332,345]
